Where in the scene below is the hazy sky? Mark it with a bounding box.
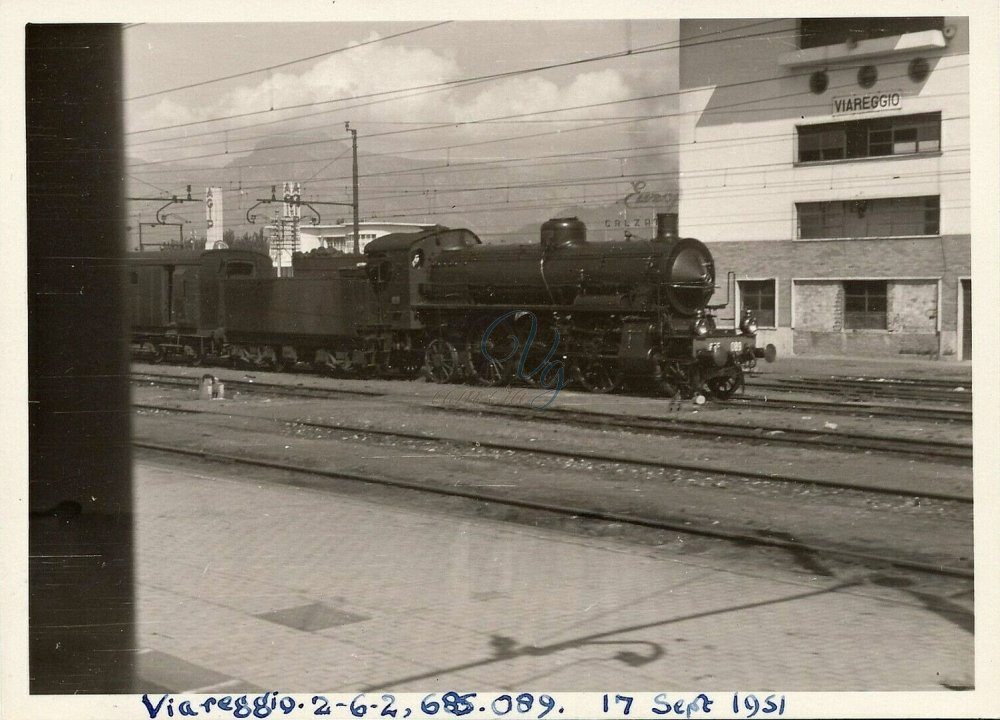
[123,21,680,163]
[121,20,683,236]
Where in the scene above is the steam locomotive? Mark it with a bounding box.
[127,215,774,399]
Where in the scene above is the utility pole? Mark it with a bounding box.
[346,121,360,255]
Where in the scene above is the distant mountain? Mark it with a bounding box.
[125,131,678,246]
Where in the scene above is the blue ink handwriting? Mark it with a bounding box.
[481,310,564,410]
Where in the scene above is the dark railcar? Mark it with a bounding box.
[221,250,394,372]
[127,248,273,361]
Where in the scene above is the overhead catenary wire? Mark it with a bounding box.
[115,22,971,237]
[125,19,786,138]
[362,175,971,220]
[123,61,968,173]
[356,164,970,205]
[129,85,969,188]
[124,22,454,102]
[135,118,969,209]
[123,153,970,227]
[122,136,970,228]
[125,50,967,164]
[141,171,966,227]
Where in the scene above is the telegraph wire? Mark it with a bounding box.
[124,22,453,101]
[358,164,971,204]
[125,186,971,238]
[124,102,969,181]
[367,192,972,225]
[124,60,968,171]
[125,20,788,138]
[143,169,966,225]
[125,173,173,195]
[149,168,972,225]
[125,43,966,161]
[124,128,969,208]
[363,173,970,219]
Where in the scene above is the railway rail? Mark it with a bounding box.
[747,376,972,404]
[817,374,972,390]
[133,439,973,580]
[132,401,972,502]
[441,404,972,464]
[132,371,383,400]
[728,394,972,423]
[131,373,972,464]
[133,367,972,422]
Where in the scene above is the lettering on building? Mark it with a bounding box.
[623,181,677,209]
[832,91,902,116]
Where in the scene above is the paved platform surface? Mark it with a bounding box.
[133,458,973,693]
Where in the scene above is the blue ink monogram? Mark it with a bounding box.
[481,310,565,410]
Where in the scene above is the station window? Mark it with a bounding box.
[843,280,887,330]
[797,195,939,239]
[739,280,776,327]
[797,113,941,163]
[799,17,943,50]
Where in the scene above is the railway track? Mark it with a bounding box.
[134,368,972,423]
[820,374,972,390]
[729,394,972,423]
[747,376,972,404]
[442,404,972,464]
[132,371,383,400]
[133,439,973,580]
[132,373,972,464]
[132,401,972,502]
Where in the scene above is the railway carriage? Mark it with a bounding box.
[127,248,273,363]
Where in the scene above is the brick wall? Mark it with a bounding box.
[888,281,938,333]
[699,235,970,358]
[793,282,842,331]
[794,331,940,356]
[705,235,969,328]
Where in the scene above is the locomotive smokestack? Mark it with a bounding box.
[655,213,678,241]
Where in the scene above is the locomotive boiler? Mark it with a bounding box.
[402,215,772,398]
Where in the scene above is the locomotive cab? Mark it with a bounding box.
[363,226,482,331]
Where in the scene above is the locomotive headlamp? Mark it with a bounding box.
[693,316,711,337]
[740,310,758,336]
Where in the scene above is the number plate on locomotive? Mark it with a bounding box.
[729,341,743,352]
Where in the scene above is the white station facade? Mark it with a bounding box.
[677,17,970,360]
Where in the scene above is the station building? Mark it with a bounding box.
[298,221,431,255]
[677,17,970,360]
[271,221,431,276]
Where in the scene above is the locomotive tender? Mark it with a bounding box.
[127,215,774,400]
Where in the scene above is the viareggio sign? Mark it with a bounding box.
[832,90,903,116]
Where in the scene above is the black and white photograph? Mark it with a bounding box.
[4,2,999,718]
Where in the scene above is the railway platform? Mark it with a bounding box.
[133,458,973,693]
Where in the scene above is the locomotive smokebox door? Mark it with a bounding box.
[618,320,657,375]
